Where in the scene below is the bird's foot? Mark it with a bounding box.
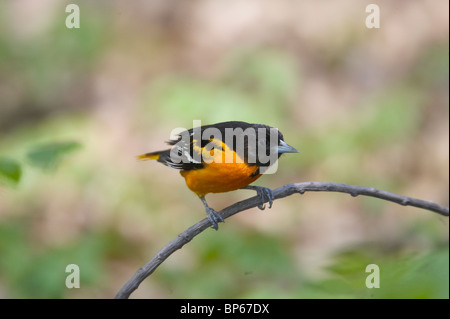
[242,185,274,210]
[205,206,224,230]
[200,196,224,230]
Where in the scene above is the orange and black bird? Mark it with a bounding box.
[138,121,299,230]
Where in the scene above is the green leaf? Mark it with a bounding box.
[0,157,22,185]
[26,141,81,171]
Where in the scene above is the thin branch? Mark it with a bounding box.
[114,181,449,299]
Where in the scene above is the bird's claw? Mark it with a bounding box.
[243,186,274,210]
[200,196,224,230]
[256,187,274,210]
[205,206,224,230]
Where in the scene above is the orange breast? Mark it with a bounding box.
[180,162,261,197]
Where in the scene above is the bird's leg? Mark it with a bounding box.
[200,196,224,230]
[241,185,274,210]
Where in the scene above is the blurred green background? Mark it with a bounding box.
[0,0,448,298]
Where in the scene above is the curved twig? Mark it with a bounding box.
[114,182,449,299]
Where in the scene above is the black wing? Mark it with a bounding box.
[159,130,204,171]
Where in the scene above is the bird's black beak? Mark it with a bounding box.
[277,140,300,154]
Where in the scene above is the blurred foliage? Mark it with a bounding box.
[152,228,449,299]
[0,219,106,298]
[303,87,422,156]
[0,1,108,132]
[0,140,82,186]
[26,141,82,171]
[144,50,298,126]
[158,228,300,298]
[301,247,449,299]
[0,1,448,299]
[0,157,22,186]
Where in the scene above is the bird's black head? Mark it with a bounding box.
[251,123,299,167]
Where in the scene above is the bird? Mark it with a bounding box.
[138,121,299,230]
